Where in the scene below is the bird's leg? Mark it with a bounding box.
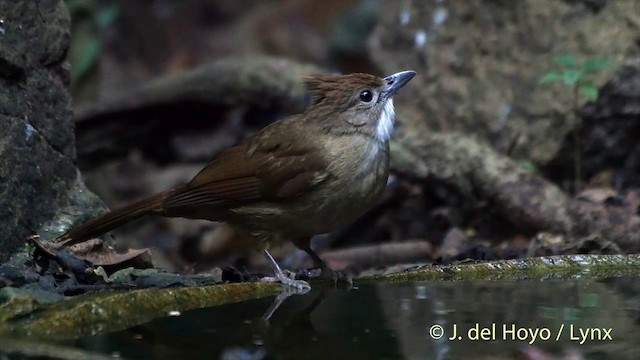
[300,245,352,286]
[262,249,311,290]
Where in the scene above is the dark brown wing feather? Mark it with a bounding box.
[56,122,329,247]
[162,136,328,211]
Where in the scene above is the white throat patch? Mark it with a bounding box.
[376,99,395,142]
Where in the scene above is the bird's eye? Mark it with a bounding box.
[359,90,373,103]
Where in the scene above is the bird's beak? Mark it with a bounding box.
[381,70,416,98]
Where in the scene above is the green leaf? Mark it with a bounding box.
[579,83,599,101]
[539,71,563,84]
[553,54,577,67]
[562,70,582,85]
[71,39,99,82]
[582,57,610,73]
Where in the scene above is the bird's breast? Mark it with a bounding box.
[229,136,390,241]
[317,138,390,224]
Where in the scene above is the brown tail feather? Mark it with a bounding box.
[56,191,171,247]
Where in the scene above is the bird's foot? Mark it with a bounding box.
[277,271,311,291]
[261,248,312,290]
[298,245,352,287]
[261,269,311,291]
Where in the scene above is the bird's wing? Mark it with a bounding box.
[162,137,329,209]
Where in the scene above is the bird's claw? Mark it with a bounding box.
[277,272,311,291]
[260,271,311,292]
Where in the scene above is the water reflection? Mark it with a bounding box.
[74,276,640,359]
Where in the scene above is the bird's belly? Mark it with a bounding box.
[314,170,386,229]
[231,152,388,240]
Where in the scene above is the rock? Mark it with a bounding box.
[0,1,105,261]
[370,0,639,165]
[567,60,640,185]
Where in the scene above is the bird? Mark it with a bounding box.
[54,70,416,289]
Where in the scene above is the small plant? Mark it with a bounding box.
[64,0,120,87]
[539,54,610,193]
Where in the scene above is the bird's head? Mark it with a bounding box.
[302,70,416,142]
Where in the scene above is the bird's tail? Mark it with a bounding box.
[56,191,171,248]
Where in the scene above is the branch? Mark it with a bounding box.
[75,56,322,168]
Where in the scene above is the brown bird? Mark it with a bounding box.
[55,70,416,289]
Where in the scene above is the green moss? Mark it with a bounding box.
[361,254,640,282]
[4,282,280,340]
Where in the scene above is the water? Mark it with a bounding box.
[67,276,640,359]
